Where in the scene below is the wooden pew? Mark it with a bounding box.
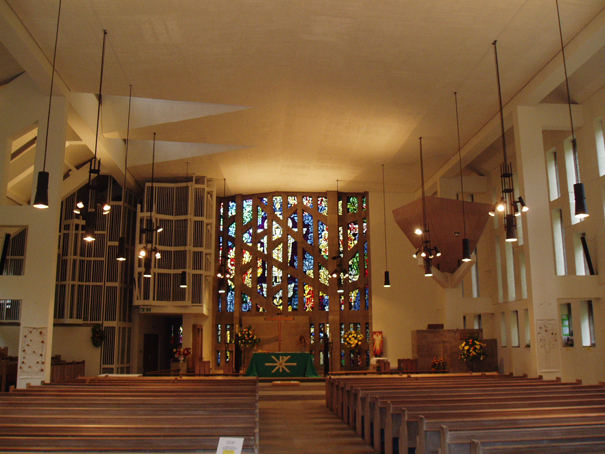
[386,396,605,454]
[0,376,260,453]
[471,439,605,454]
[418,412,605,454]
[441,424,605,454]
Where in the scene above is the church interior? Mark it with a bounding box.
[2,0,605,452]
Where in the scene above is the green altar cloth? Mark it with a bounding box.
[245,352,319,378]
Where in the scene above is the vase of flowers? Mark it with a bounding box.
[173,346,191,373]
[459,335,487,372]
[343,330,364,369]
[235,326,260,372]
[430,357,445,371]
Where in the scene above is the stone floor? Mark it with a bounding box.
[258,382,375,454]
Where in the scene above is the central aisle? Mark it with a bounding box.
[258,382,375,454]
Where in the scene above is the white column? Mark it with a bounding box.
[0,85,67,386]
[513,104,575,379]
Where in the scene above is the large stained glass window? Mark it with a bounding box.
[214,191,371,372]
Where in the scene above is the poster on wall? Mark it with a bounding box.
[536,319,561,373]
[19,327,47,379]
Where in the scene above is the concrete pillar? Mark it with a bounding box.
[513,104,575,379]
[0,75,67,386]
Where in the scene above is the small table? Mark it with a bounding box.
[245,352,319,378]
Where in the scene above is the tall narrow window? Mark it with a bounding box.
[573,233,587,276]
[495,238,503,303]
[594,118,605,176]
[552,208,567,276]
[560,302,574,347]
[511,310,520,347]
[545,148,561,201]
[519,251,528,300]
[523,308,530,347]
[500,312,507,347]
[505,242,516,301]
[471,249,479,298]
[580,300,596,347]
[474,314,482,330]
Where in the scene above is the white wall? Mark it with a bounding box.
[369,191,443,361]
[52,326,101,377]
[0,325,20,355]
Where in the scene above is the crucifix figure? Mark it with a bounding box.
[264,312,294,352]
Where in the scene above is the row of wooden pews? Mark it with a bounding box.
[0,375,259,453]
[326,373,605,454]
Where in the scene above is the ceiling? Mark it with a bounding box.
[2,0,605,198]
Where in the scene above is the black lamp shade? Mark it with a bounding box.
[143,256,152,277]
[337,275,344,293]
[505,214,517,242]
[33,171,50,209]
[180,270,187,288]
[116,236,126,261]
[83,212,96,242]
[462,238,472,262]
[424,258,433,277]
[574,183,589,218]
[218,277,227,294]
[383,270,391,288]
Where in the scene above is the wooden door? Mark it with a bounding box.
[143,333,159,374]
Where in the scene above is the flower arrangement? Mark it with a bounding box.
[459,336,487,362]
[430,357,444,371]
[343,330,364,350]
[91,324,105,348]
[173,346,191,362]
[235,326,260,348]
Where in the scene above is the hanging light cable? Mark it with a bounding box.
[33,0,63,209]
[217,178,228,292]
[454,92,472,262]
[382,165,391,287]
[116,85,132,261]
[489,41,528,241]
[555,0,588,218]
[143,133,158,277]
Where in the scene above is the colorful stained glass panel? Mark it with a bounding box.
[273,196,283,219]
[318,220,328,259]
[303,250,314,278]
[303,196,313,208]
[242,293,251,312]
[288,196,297,208]
[319,291,329,311]
[288,275,298,311]
[349,289,360,310]
[303,212,313,246]
[303,283,314,311]
[348,222,358,250]
[318,196,328,215]
[243,199,253,224]
[349,252,360,282]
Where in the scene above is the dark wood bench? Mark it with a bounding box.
[0,377,260,453]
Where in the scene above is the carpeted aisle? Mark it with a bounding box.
[258,382,375,454]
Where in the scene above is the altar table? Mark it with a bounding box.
[245,352,319,378]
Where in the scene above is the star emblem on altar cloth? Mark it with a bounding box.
[265,355,296,373]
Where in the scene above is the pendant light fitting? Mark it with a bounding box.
[34,0,63,209]
[488,41,528,242]
[555,0,588,219]
[116,85,133,262]
[382,164,391,287]
[415,137,442,277]
[454,92,472,263]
